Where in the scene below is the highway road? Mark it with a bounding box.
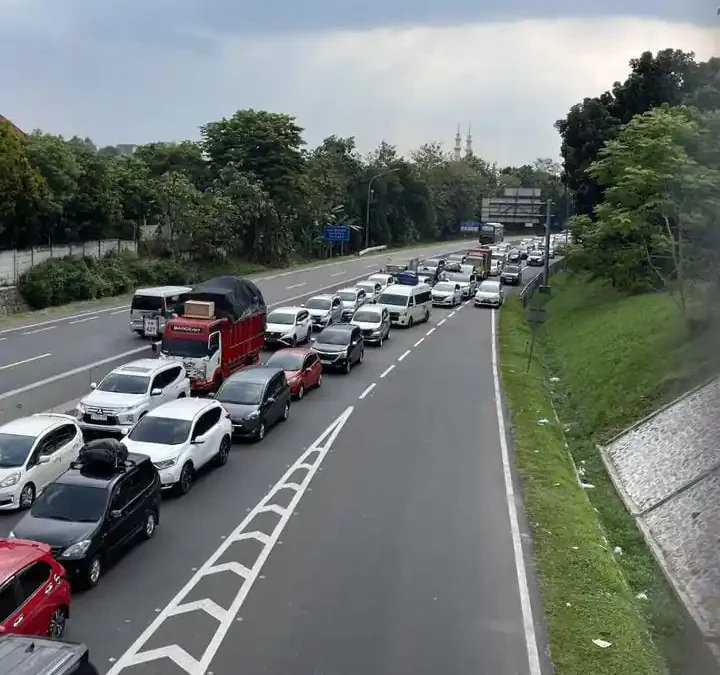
[0,241,476,423]
[0,246,548,675]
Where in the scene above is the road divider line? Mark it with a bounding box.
[22,326,57,336]
[0,304,130,336]
[0,337,6,342]
[398,349,411,362]
[413,338,424,347]
[286,282,306,290]
[437,319,446,326]
[358,383,376,400]
[0,353,51,371]
[105,406,355,675]
[490,309,543,675]
[449,311,456,318]
[69,316,98,325]
[426,327,436,336]
[110,309,127,315]
[329,271,346,277]
[379,364,394,378]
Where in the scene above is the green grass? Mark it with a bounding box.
[499,273,720,675]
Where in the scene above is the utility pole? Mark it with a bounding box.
[365,169,399,249]
[541,198,552,292]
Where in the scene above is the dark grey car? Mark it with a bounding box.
[311,325,364,374]
[213,367,291,442]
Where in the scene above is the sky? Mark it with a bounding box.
[0,0,717,166]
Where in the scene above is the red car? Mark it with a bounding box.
[0,539,71,639]
[265,348,323,399]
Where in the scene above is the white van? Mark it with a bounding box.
[129,286,193,338]
[376,282,432,327]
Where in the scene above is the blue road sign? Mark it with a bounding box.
[324,225,351,242]
[460,221,480,232]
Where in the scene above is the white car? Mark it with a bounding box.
[264,306,312,347]
[76,359,191,435]
[474,280,504,307]
[337,287,368,321]
[432,282,462,307]
[367,273,395,291]
[355,279,383,303]
[489,260,503,276]
[122,397,232,495]
[0,414,84,510]
[304,294,344,330]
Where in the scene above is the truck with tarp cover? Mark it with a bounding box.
[154,276,267,392]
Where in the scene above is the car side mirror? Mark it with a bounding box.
[266,397,276,405]
[151,388,162,396]
[90,382,97,390]
[300,303,305,308]
[207,392,215,398]
[192,434,207,445]
[110,509,122,519]
[310,337,316,343]
[38,455,51,464]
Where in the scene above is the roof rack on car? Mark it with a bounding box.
[70,439,137,474]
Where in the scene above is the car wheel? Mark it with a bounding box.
[281,401,290,421]
[177,392,186,398]
[291,335,297,347]
[358,349,364,364]
[256,422,266,442]
[19,483,35,510]
[86,556,102,589]
[178,462,194,495]
[378,335,383,347]
[141,510,157,540]
[48,606,68,639]
[297,384,305,400]
[343,359,352,374]
[216,436,231,466]
[315,373,323,388]
[408,317,414,328]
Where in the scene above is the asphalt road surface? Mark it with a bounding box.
[0,241,484,423]
[0,247,547,675]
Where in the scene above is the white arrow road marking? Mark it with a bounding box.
[106,406,355,675]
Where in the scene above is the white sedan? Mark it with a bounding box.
[431,282,462,307]
[122,397,232,495]
[474,280,504,307]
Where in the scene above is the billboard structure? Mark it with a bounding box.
[481,188,547,230]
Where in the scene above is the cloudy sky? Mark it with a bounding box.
[1,0,716,166]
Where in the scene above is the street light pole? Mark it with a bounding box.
[542,198,552,288]
[365,169,399,249]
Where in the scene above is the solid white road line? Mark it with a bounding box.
[106,407,354,675]
[286,282,306,290]
[0,353,51,371]
[22,326,57,336]
[358,383,376,400]
[69,316,98,325]
[490,309,542,675]
[379,365,395,378]
[398,349,411,362]
[413,338,424,347]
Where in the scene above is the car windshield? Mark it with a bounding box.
[160,337,208,358]
[434,283,455,293]
[267,311,296,325]
[352,310,381,323]
[31,483,109,523]
[377,293,408,307]
[505,266,520,274]
[266,352,305,371]
[217,380,265,405]
[446,274,469,283]
[0,433,35,468]
[306,297,331,310]
[479,282,500,292]
[97,373,149,395]
[317,330,351,345]
[338,291,357,302]
[128,416,192,445]
[131,295,164,312]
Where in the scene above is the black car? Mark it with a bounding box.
[213,366,291,442]
[311,324,364,373]
[0,635,99,675]
[10,440,160,590]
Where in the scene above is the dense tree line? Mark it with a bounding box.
[556,49,720,326]
[0,112,566,268]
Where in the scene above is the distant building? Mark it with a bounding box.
[0,114,26,138]
[453,124,472,161]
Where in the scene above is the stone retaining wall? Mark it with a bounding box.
[0,286,29,317]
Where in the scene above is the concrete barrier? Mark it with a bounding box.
[357,245,387,256]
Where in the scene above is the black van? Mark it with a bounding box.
[0,635,98,675]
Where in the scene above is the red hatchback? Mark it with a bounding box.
[265,348,323,399]
[0,539,71,639]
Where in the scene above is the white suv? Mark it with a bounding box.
[122,397,232,495]
[0,414,84,510]
[76,359,191,435]
[264,306,312,347]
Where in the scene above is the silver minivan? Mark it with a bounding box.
[129,286,192,338]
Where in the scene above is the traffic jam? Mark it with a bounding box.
[0,235,562,672]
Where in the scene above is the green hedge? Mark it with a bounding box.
[17,252,196,310]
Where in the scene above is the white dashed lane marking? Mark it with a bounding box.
[379,365,395,378]
[358,383,376,400]
[69,316,98,325]
[22,326,56,336]
[437,319,446,326]
[286,282,306,290]
[398,349,411,362]
[413,338,424,347]
[0,353,51,371]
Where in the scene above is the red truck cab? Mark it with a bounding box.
[154,276,266,393]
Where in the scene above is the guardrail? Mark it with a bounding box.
[357,245,387,256]
[519,257,567,307]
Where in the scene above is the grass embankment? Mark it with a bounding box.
[499,273,719,675]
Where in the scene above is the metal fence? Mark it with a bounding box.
[0,239,139,286]
[519,257,567,307]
